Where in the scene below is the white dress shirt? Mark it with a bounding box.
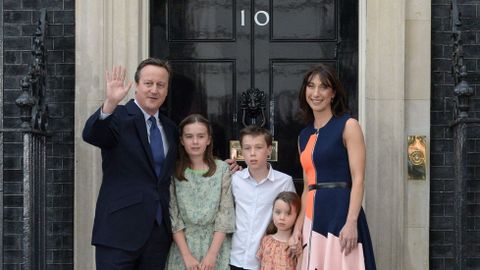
[99,100,168,155]
[230,164,295,270]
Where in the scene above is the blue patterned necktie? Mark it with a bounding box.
[149,116,165,225]
[148,116,165,178]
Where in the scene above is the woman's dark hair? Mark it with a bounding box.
[175,114,216,180]
[265,191,301,235]
[298,64,349,123]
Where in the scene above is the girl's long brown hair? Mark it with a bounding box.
[265,191,301,235]
[175,114,216,181]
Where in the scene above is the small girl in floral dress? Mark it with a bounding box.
[256,191,302,270]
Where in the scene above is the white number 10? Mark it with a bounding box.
[241,9,270,27]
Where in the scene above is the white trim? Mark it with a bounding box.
[358,0,367,130]
[141,0,150,58]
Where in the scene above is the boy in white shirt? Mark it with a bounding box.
[230,125,296,270]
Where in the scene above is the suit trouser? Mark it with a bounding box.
[95,222,172,270]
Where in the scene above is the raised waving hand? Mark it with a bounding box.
[102,65,133,114]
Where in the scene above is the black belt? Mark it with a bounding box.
[308,182,351,191]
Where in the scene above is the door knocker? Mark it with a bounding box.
[240,88,266,127]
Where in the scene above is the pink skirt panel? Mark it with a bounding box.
[302,218,365,270]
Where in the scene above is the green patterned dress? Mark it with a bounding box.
[167,160,235,270]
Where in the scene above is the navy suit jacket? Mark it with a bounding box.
[82,99,178,251]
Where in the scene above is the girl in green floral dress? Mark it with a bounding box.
[167,114,235,270]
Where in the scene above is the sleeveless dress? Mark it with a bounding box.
[298,114,376,270]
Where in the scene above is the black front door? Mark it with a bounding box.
[150,0,358,188]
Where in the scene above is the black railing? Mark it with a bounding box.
[16,9,49,132]
[0,8,50,270]
[450,1,480,269]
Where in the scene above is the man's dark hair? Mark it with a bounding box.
[134,58,172,83]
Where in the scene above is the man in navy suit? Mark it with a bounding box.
[83,58,177,269]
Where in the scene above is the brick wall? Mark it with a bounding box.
[2,0,74,269]
[431,0,480,269]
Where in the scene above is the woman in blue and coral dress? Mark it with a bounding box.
[289,64,376,270]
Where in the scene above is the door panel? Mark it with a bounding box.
[271,0,336,40]
[168,61,235,158]
[150,0,357,190]
[168,0,235,40]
